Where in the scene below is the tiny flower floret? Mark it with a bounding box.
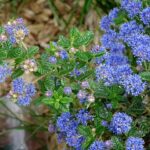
[64,87,72,95]
[22,59,37,74]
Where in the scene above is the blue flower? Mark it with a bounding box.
[125,33,150,49]
[100,8,119,31]
[57,132,66,144]
[140,7,150,25]
[126,137,144,150]
[119,21,144,42]
[101,120,108,127]
[100,16,112,31]
[25,83,36,97]
[96,64,132,86]
[121,74,145,96]
[91,45,106,65]
[121,0,142,18]
[64,87,72,95]
[101,30,119,49]
[109,112,132,135]
[105,140,113,149]
[48,56,57,64]
[76,109,93,125]
[66,134,84,149]
[91,45,105,54]
[59,50,68,60]
[108,8,119,20]
[12,78,25,94]
[77,90,87,103]
[4,18,29,44]
[11,78,36,105]
[56,112,78,136]
[133,44,150,63]
[48,123,56,133]
[17,95,31,106]
[0,64,11,83]
[81,81,89,89]
[105,54,128,66]
[45,90,53,97]
[106,103,112,109]
[89,141,106,150]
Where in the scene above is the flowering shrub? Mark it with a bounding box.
[0,0,150,149]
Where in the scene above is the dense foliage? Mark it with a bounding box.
[0,0,150,149]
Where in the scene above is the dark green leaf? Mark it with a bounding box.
[58,35,71,48]
[11,68,24,79]
[27,46,39,57]
[140,71,150,81]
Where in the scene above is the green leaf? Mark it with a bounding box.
[0,27,5,34]
[77,70,94,80]
[46,42,57,53]
[8,47,23,58]
[76,51,92,62]
[82,137,94,149]
[58,35,71,48]
[127,97,145,116]
[78,125,92,137]
[42,97,54,105]
[0,48,7,59]
[27,46,39,57]
[11,68,24,79]
[55,102,60,109]
[140,71,150,81]
[44,77,55,90]
[69,27,80,43]
[81,31,94,45]
[59,62,75,75]
[111,136,124,150]
[114,10,128,25]
[61,97,73,104]
[33,96,45,106]
[73,31,94,48]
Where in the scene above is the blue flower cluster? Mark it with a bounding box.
[96,0,149,96]
[121,0,142,18]
[8,78,36,106]
[109,112,132,135]
[56,109,92,149]
[126,137,144,150]
[56,112,83,149]
[89,141,106,150]
[0,64,11,83]
[140,7,150,25]
[4,18,29,44]
[100,8,119,31]
[121,75,146,96]
[76,109,93,125]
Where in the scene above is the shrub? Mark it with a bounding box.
[0,0,150,149]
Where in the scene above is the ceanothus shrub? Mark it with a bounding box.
[0,0,150,149]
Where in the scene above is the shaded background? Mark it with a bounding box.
[0,0,118,150]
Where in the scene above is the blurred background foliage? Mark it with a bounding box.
[0,0,118,150]
[0,0,118,48]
